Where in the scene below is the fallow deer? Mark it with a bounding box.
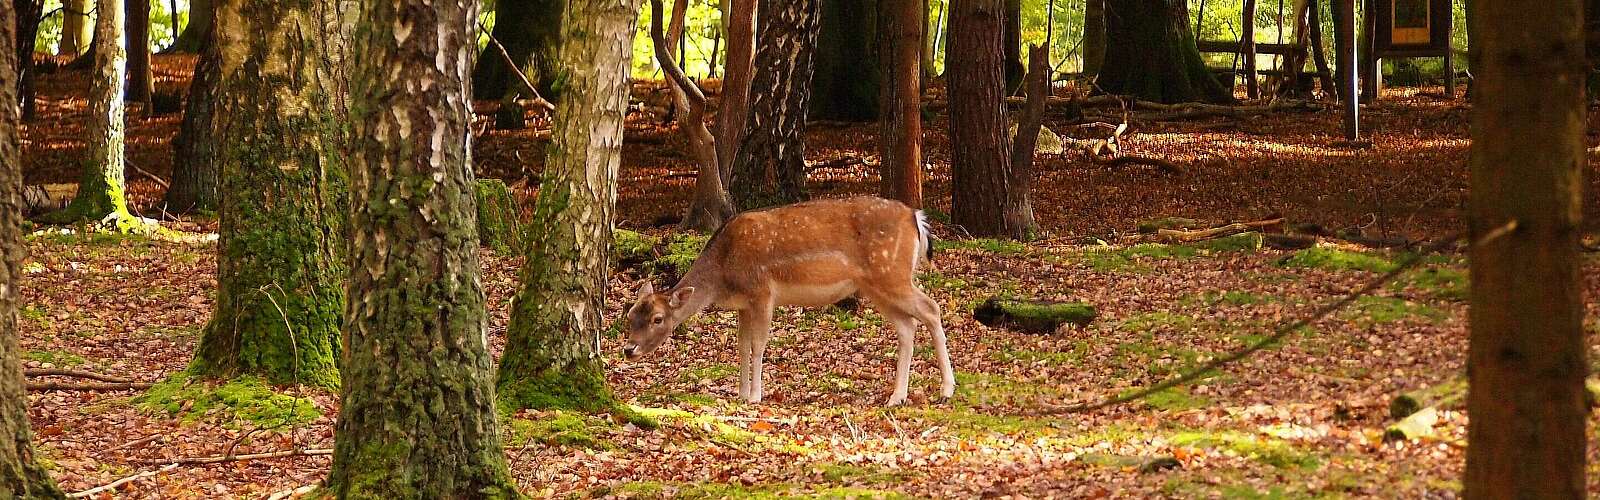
[621,196,954,406]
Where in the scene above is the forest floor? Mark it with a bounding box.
[15,54,1600,498]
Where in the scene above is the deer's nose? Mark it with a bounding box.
[622,344,638,358]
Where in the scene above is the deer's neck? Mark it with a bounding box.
[671,266,723,316]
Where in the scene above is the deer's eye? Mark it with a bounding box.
[652,316,665,325]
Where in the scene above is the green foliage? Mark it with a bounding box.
[651,233,710,276]
[1279,248,1397,273]
[136,372,320,427]
[1170,431,1320,469]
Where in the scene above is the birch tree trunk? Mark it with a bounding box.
[729,0,821,210]
[322,0,519,495]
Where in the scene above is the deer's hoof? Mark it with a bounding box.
[885,394,907,406]
[939,385,955,400]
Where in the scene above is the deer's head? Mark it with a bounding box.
[621,281,696,360]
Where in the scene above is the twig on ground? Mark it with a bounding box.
[27,381,154,391]
[131,448,333,466]
[1094,155,1185,175]
[66,464,180,498]
[23,368,134,383]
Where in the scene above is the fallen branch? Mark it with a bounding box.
[24,368,134,383]
[131,448,333,466]
[128,161,170,189]
[1029,223,1503,415]
[27,381,154,392]
[66,464,180,498]
[477,23,556,113]
[1093,155,1184,175]
[1158,218,1284,242]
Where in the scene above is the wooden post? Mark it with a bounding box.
[1334,0,1358,139]
[1243,0,1259,98]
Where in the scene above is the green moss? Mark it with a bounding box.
[653,233,710,276]
[1081,243,1201,273]
[25,229,157,247]
[1394,266,1468,301]
[1185,290,1275,307]
[991,341,1091,366]
[916,270,970,291]
[497,361,617,414]
[818,463,907,485]
[933,238,1028,255]
[682,363,739,383]
[136,372,320,427]
[475,178,521,253]
[614,228,660,265]
[506,411,617,450]
[1119,312,1198,333]
[973,298,1097,332]
[22,350,87,367]
[1140,386,1210,411]
[18,305,49,327]
[1170,431,1320,469]
[1193,232,1264,253]
[1345,296,1444,325]
[1279,247,1397,273]
[672,393,719,407]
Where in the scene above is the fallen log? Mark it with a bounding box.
[1094,155,1184,175]
[1157,219,1284,242]
[973,297,1097,333]
[1389,377,1466,419]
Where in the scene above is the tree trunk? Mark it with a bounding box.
[167,0,212,53]
[714,0,755,181]
[499,0,640,414]
[0,5,66,497]
[1081,0,1104,76]
[59,0,92,56]
[877,0,922,208]
[1099,0,1231,104]
[187,0,348,389]
[126,0,153,106]
[12,0,40,120]
[653,0,735,233]
[1003,0,1022,92]
[809,0,878,121]
[44,0,147,231]
[164,30,219,214]
[947,0,1032,239]
[473,0,564,101]
[729,0,820,210]
[1464,0,1588,497]
[322,0,519,496]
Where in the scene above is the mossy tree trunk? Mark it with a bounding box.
[474,0,565,101]
[0,6,66,496]
[188,0,349,389]
[1465,0,1588,496]
[322,0,519,497]
[1098,0,1231,104]
[809,0,879,121]
[164,29,220,214]
[498,0,640,414]
[167,0,213,53]
[59,0,92,56]
[729,0,821,210]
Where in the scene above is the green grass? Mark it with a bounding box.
[933,238,1028,256]
[990,341,1091,367]
[1345,296,1445,325]
[916,270,970,291]
[22,350,87,367]
[1118,312,1198,333]
[136,372,320,428]
[1395,266,1468,301]
[1140,386,1211,411]
[1279,248,1397,273]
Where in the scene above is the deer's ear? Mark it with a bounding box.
[636,281,655,297]
[669,287,695,307]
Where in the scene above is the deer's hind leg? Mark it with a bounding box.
[910,289,955,399]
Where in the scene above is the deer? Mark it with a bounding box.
[620,196,954,406]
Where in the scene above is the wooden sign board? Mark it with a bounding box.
[1373,0,1451,54]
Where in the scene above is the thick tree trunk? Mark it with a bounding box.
[59,0,92,56]
[809,0,878,121]
[499,0,640,414]
[167,0,212,53]
[877,0,922,208]
[473,0,564,101]
[1081,0,1104,76]
[1002,0,1022,92]
[323,0,519,496]
[729,0,820,210]
[126,0,153,105]
[1464,0,1588,497]
[1099,0,1231,104]
[714,0,755,181]
[947,0,1032,239]
[0,6,66,497]
[13,0,40,120]
[164,31,219,214]
[187,0,348,389]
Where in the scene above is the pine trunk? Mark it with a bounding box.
[0,6,66,497]
[729,0,820,210]
[48,0,142,229]
[809,0,879,121]
[714,0,755,181]
[322,0,519,496]
[13,0,40,119]
[59,0,92,56]
[473,0,565,101]
[126,0,153,105]
[877,0,922,208]
[1099,0,1231,104]
[499,0,640,413]
[1464,0,1588,497]
[947,0,1031,239]
[167,0,212,53]
[1081,0,1104,76]
[188,0,348,389]
[164,32,220,214]
[1002,0,1022,92]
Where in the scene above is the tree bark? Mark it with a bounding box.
[714,0,755,181]
[1099,0,1231,104]
[877,0,922,208]
[947,0,1032,239]
[167,0,212,53]
[164,29,219,214]
[1002,0,1023,92]
[809,0,878,121]
[0,5,67,497]
[1081,0,1104,76]
[473,0,565,101]
[12,0,41,120]
[126,0,153,105]
[322,0,519,497]
[653,0,735,233]
[729,0,820,210]
[1464,0,1588,497]
[187,0,348,389]
[498,0,640,414]
[59,0,92,56]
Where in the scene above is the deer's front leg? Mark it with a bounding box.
[737,307,774,403]
[736,325,752,400]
